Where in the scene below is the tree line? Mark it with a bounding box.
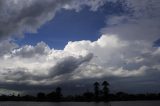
[0,81,160,102]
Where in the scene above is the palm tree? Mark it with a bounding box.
[94,82,100,99]
[102,81,109,100]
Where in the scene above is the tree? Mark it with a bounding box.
[56,87,62,101]
[47,91,56,101]
[94,82,100,99]
[37,92,45,101]
[102,81,109,100]
[83,90,94,101]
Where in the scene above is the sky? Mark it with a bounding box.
[0,0,160,95]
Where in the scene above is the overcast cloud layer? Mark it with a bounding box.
[0,0,160,94]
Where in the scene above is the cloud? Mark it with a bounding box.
[0,0,160,94]
[0,0,73,40]
[98,0,160,92]
[64,34,152,79]
[0,0,106,40]
[0,40,18,56]
[0,34,160,93]
[62,0,160,93]
[11,42,50,58]
[63,0,106,11]
[101,0,160,42]
[124,0,160,18]
[0,41,94,88]
[0,33,157,88]
[49,53,93,76]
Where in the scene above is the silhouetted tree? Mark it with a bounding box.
[94,82,100,99]
[83,91,94,101]
[22,95,35,101]
[47,91,56,101]
[102,81,109,100]
[55,87,62,101]
[37,92,46,101]
[1,81,160,102]
[116,92,128,101]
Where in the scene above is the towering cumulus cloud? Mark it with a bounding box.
[0,0,160,94]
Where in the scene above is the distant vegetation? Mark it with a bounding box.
[0,81,160,102]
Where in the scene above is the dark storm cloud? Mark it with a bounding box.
[0,0,71,40]
[2,68,160,95]
[0,53,93,86]
[49,53,93,76]
[0,40,18,56]
[2,68,32,81]
[0,0,106,40]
